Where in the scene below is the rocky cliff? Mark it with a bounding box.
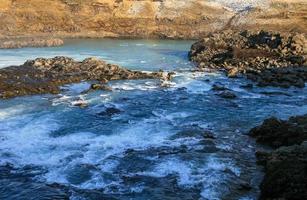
[0,0,306,39]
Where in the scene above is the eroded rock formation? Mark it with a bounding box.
[0,56,165,98]
[249,115,307,200]
[189,30,307,87]
[0,0,306,39]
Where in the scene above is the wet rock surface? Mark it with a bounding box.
[249,115,307,200]
[258,143,307,200]
[0,56,165,99]
[189,30,307,88]
[250,115,307,148]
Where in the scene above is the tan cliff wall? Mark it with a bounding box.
[0,0,306,39]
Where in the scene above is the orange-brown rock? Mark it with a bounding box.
[0,0,305,39]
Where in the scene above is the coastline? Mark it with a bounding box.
[0,0,307,199]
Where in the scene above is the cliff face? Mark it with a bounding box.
[0,0,306,39]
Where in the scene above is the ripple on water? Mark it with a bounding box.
[1,39,307,199]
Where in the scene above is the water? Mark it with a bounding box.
[1,39,307,200]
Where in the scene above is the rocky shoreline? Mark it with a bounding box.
[189,30,307,88]
[0,57,169,99]
[249,115,307,200]
[0,38,64,49]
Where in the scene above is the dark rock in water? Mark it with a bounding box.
[82,83,112,94]
[0,56,164,99]
[259,142,307,200]
[249,115,307,148]
[98,107,122,116]
[249,114,307,200]
[170,129,215,140]
[217,91,237,99]
[211,82,229,91]
[189,30,307,88]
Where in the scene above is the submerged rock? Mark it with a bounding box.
[211,82,229,91]
[98,107,122,116]
[170,129,215,140]
[0,56,164,99]
[189,30,307,88]
[216,91,237,99]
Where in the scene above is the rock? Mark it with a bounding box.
[249,115,307,148]
[189,30,307,88]
[0,57,164,99]
[217,91,237,99]
[249,115,307,200]
[227,68,240,78]
[98,107,122,116]
[170,129,215,140]
[91,83,112,91]
[259,143,307,200]
[211,82,229,91]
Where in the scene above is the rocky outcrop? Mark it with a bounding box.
[0,0,306,39]
[249,115,307,200]
[258,142,307,200]
[0,38,63,49]
[0,56,165,99]
[189,30,307,87]
[250,115,307,148]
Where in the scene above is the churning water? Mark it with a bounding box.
[0,39,307,200]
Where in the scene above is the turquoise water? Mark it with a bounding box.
[1,39,307,200]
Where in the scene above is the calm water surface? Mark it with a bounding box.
[0,39,307,200]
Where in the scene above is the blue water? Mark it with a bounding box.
[1,39,307,200]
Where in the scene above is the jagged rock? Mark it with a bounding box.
[259,142,307,200]
[249,115,307,148]
[0,56,164,99]
[189,30,307,88]
[249,115,307,200]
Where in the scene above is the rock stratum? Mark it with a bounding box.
[189,30,307,87]
[0,0,306,39]
[249,115,307,200]
[0,56,166,99]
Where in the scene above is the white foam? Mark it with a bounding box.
[200,156,241,199]
[0,105,28,120]
[111,81,159,91]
